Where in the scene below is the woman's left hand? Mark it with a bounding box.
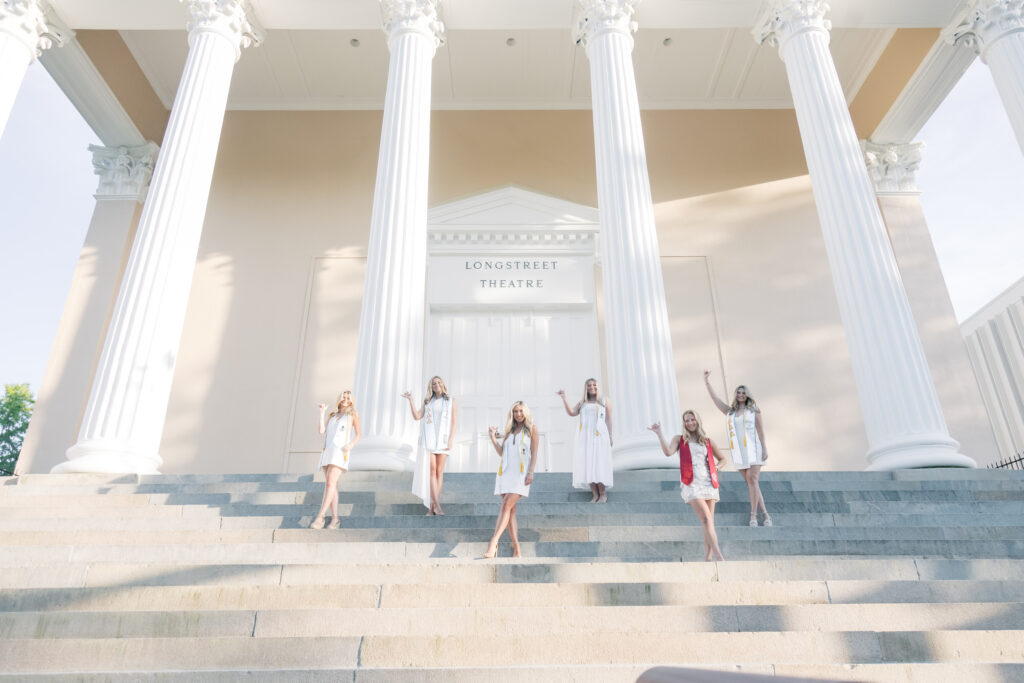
[525,472,534,486]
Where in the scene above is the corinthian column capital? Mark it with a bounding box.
[380,0,445,49]
[753,0,831,51]
[575,0,639,50]
[943,0,1024,59]
[182,0,263,60]
[862,140,925,195]
[0,0,68,58]
[90,142,160,202]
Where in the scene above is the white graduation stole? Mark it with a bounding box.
[332,413,352,463]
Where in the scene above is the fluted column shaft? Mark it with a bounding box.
[351,0,443,469]
[755,0,973,470]
[945,0,1024,155]
[57,1,261,474]
[578,0,681,469]
[0,0,62,137]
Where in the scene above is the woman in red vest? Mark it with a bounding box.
[649,410,727,561]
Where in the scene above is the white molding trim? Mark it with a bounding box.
[872,37,976,143]
[40,34,146,146]
[429,186,599,226]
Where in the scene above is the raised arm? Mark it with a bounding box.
[525,425,539,485]
[401,391,424,420]
[604,399,613,447]
[647,423,680,457]
[556,390,580,417]
[317,403,328,435]
[755,408,768,461]
[448,397,458,451]
[487,425,503,456]
[703,370,731,415]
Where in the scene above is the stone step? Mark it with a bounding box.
[3,537,1024,566]
[8,469,1024,487]
[3,488,1022,507]
[3,602,1023,639]
[5,500,1024,519]
[4,578,1023,609]
[2,524,1024,547]
[3,630,1022,672]
[4,556,1017,590]
[3,663,1023,683]
[5,476,1024,496]
[4,511,1024,532]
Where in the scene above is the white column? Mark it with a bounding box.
[56,0,262,474]
[0,0,65,138]
[577,0,681,470]
[351,0,444,470]
[754,0,974,470]
[944,0,1024,155]
[17,143,156,475]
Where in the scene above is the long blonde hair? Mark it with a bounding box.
[330,390,356,419]
[729,385,757,414]
[422,376,450,405]
[501,401,534,446]
[579,377,605,408]
[681,409,708,444]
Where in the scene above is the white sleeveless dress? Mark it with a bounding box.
[494,429,533,497]
[728,407,764,470]
[572,402,614,489]
[412,396,454,508]
[319,413,353,470]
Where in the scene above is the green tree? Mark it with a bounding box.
[0,384,34,475]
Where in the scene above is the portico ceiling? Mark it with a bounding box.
[50,0,963,111]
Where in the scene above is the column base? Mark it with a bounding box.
[348,436,416,472]
[865,435,977,471]
[54,441,163,475]
[612,434,675,471]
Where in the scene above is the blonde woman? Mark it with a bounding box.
[649,410,726,562]
[312,391,361,530]
[557,378,613,502]
[482,401,539,559]
[403,376,457,515]
[704,370,772,527]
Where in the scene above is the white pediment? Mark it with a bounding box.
[429,187,598,228]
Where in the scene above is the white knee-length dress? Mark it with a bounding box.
[494,429,532,497]
[319,412,354,470]
[412,395,454,508]
[572,401,614,489]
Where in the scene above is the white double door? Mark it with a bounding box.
[424,308,601,473]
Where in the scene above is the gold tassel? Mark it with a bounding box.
[595,429,599,436]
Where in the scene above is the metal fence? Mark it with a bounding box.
[988,452,1024,470]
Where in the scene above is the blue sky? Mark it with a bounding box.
[1,58,1023,395]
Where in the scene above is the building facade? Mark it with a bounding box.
[5,0,1013,475]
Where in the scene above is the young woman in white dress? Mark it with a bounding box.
[649,410,727,562]
[482,401,539,559]
[312,391,361,529]
[557,378,613,502]
[403,376,457,515]
[704,370,772,527]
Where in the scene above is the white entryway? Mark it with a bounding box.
[425,187,602,473]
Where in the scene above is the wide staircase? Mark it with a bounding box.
[1,469,1023,681]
